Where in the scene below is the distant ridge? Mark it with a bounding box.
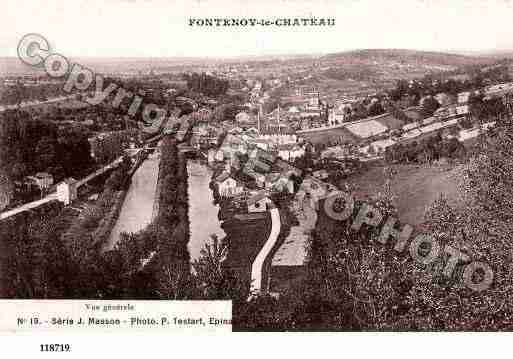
[0,48,507,76]
[322,48,495,67]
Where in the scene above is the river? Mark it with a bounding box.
[104,150,161,251]
[187,160,226,261]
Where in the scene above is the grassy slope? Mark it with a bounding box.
[347,162,468,226]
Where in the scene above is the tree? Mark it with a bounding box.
[419,96,440,118]
[468,91,486,123]
[367,101,385,117]
[0,172,13,211]
[11,162,27,181]
[35,136,57,172]
[192,234,235,299]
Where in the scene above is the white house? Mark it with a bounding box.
[278,144,305,162]
[247,192,272,213]
[56,178,78,205]
[215,149,225,162]
[28,172,54,191]
[216,172,243,197]
[207,148,216,165]
[328,108,346,125]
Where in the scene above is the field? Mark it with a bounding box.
[297,126,360,145]
[346,162,468,226]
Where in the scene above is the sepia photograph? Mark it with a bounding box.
[1,0,513,342]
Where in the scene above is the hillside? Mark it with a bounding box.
[323,49,495,67]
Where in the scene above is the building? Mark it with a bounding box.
[253,172,266,188]
[360,138,396,155]
[277,143,305,162]
[27,172,54,191]
[247,192,272,213]
[207,148,216,165]
[215,149,225,162]
[327,107,346,126]
[457,91,471,104]
[56,178,78,205]
[216,172,243,197]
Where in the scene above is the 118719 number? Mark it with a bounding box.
[40,344,71,352]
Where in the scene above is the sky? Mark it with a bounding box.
[2,0,513,58]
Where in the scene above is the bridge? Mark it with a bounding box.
[0,143,151,222]
[0,194,58,220]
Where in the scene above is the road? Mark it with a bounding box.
[0,95,78,112]
[271,193,316,267]
[0,193,58,220]
[249,205,281,296]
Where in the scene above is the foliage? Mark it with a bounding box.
[183,72,229,98]
[385,133,465,164]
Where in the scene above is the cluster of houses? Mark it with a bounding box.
[207,131,302,215]
[202,123,307,165]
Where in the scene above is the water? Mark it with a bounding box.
[104,150,161,251]
[187,160,225,261]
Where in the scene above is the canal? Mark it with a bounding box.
[186,160,226,261]
[104,150,161,251]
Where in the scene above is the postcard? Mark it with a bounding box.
[1,0,512,356]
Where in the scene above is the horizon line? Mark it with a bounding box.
[2,47,513,61]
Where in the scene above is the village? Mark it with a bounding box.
[2,45,513,331]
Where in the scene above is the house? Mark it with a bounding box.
[247,192,272,213]
[360,138,396,155]
[328,107,346,125]
[277,143,305,162]
[252,172,266,188]
[207,148,216,165]
[215,149,225,162]
[255,139,270,150]
[288,106,300,114]
[27,172,54,191]
[216,172,243,197]
[56,178,78,205]
[196,107,211,121]
[300,176,330,208]
[457,91,471,104]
